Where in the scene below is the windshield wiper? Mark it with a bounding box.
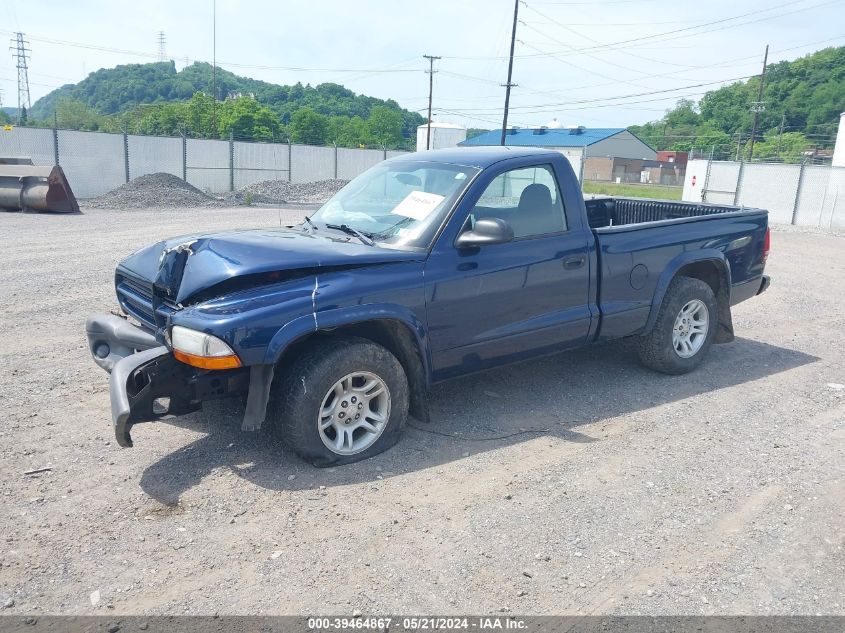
[302,215,318,234]
[325,223,375,246]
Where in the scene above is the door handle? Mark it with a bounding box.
[563,256,586,269]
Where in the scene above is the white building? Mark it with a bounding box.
[416,121,467,151]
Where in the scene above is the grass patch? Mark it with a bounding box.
[582,181,683,201]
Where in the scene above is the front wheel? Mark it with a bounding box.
[638,276,717,375]
[270,337,409,467]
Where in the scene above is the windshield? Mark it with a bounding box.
[311,160,479,249]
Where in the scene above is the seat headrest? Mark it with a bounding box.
[518,183,553,210]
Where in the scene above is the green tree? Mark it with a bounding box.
[217,96,281,141]
[664,98,699,128]
[289,107,329,144]
[366,105,403,148]
[185,92,215,137]
[328,115,370,147]
[55,98,104,130]
[751,131,810,162]
[466,128,492,140]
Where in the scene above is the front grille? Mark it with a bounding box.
[116,274,179,330]
[116,274,156,329]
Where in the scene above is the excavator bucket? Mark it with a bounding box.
[0,157,80,213]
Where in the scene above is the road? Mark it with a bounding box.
[0,206,842,615]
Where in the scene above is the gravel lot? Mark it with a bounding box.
[0,206,842,616]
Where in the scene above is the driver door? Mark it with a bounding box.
[424,163,592,380]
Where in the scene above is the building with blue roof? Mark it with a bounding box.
[459,125,657,182]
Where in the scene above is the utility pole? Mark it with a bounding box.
[776,113,786,160]
[10,32,32,125]
[157,31,167,62]
[735,132,742,161]
[747,44,768,162]
[500,0,519,146]
[423,54,440,150]
[212,0,217,135]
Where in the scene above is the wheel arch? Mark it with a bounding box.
[644,251,734,344]
[266,306,432,423]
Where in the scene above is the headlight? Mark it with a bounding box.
[170,325,242,370]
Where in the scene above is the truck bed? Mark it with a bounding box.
[583,197,769,342]
[585,197,757,229]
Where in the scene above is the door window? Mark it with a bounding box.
[471,165,567,238]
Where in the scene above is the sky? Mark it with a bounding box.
[1,0,843,130]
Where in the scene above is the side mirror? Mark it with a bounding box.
[455,217,514,248]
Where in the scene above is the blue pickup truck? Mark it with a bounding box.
[86,147,770,466]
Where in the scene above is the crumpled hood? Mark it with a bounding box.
[118,227,420,304]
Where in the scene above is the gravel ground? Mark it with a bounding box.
[223,179,348,206]
[0,209,842,616]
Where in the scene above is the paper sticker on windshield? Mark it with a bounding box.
[391,191,445,221]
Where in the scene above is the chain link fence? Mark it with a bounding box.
[683,159,845,229]
[0,126,407,199]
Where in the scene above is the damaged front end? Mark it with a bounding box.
[86,314,249,447]
[87,227,419,447]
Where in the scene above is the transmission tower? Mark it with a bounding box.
[157,31,167,62]
[10,32,31,124]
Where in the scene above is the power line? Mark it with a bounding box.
[523,0,806,52]
[521,8,700,73]
[442,73,757,113]
[0,29,422,74]
[442,0,840,61]
[518,35,649,90]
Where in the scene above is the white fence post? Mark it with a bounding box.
[733,159,745,206]
[123,132,129,183]
[791,160,807,225]
[181,133,187,182]
[701,158,713,203]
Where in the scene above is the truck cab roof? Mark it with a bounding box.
[391,146,561,169]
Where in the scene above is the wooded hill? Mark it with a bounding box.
[629,46,845,161]
[25,61,425,148]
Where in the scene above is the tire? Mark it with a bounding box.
[270,336,409,467]
[638,276,717,375]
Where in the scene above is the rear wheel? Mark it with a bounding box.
[638,277,717,375]
[270,336,409,467]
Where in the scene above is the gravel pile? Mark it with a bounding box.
[224,179,348,206]
[85,173,225,209]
